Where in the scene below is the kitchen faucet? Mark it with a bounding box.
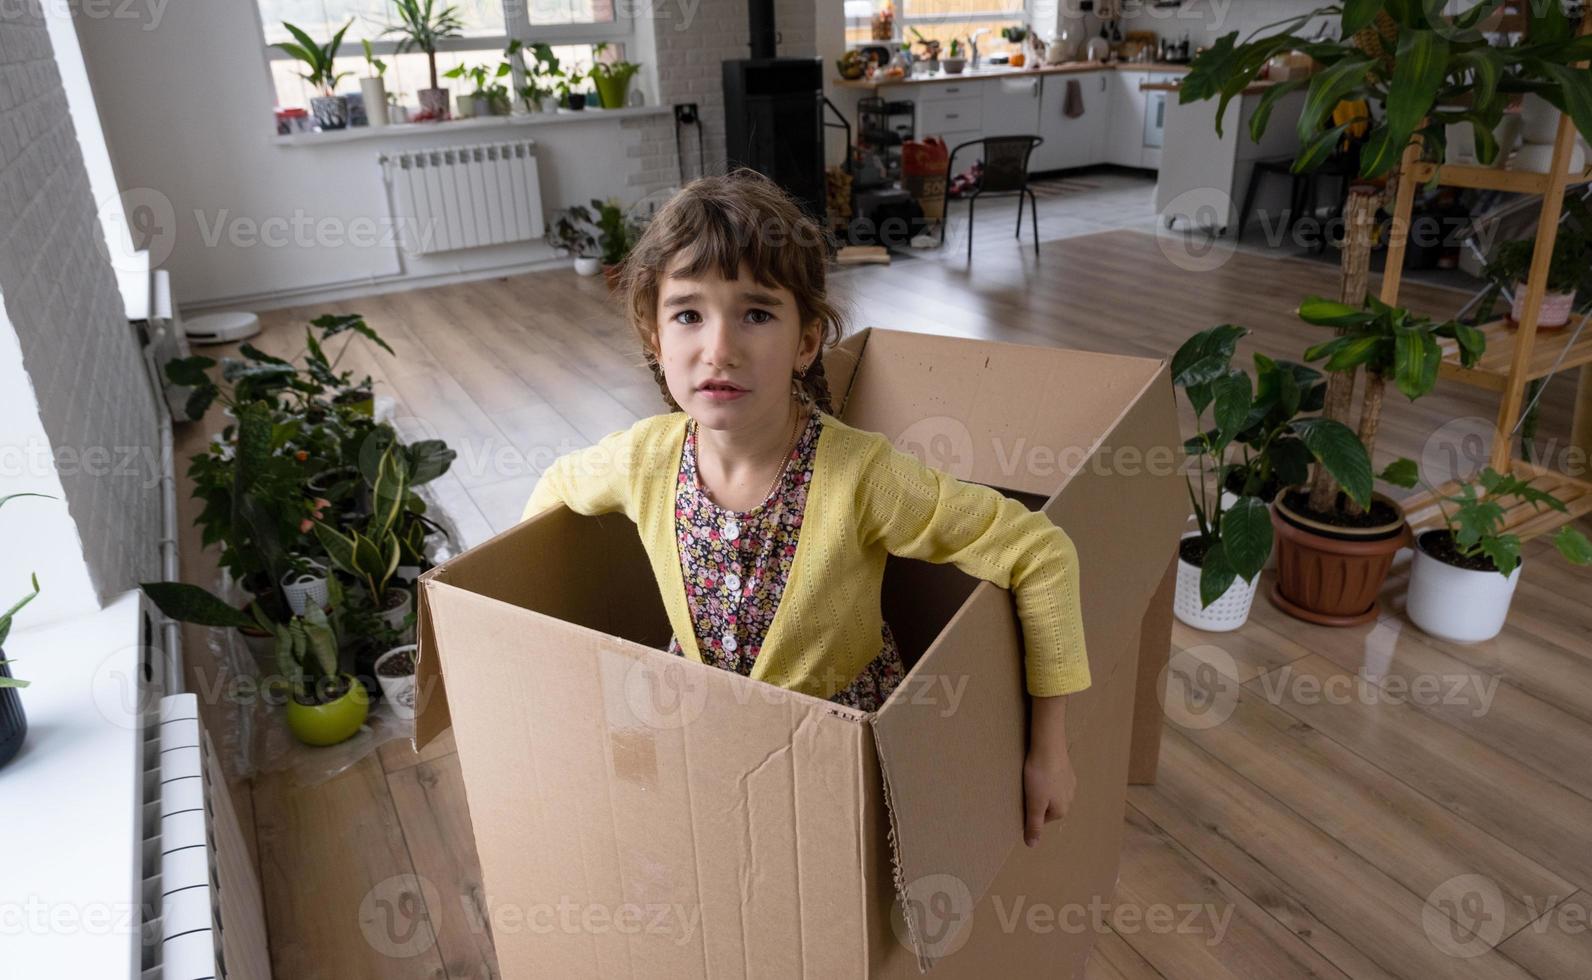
[969,28,989,68]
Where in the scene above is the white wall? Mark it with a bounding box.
[71,1,682,312]
[0,6,161,628]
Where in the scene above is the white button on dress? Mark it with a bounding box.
[723,520,740,541]
[722,633,739,653]
[725,572,742,591]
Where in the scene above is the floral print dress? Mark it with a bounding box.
[665,404,907,711]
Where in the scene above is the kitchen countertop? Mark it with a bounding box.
[1141,77,1290,95]
[834,61,1192,90]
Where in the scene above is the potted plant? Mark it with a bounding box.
[355,39,389,127]
[277,601,369,746]
[909,27,941,73]
[445,60,512,117]
[1270,294,1484,625]
[1480,205,1590,331]
[313,443,415,643]
[588,197,646,288]
[942,38,967,74]
[1171,325,1371,630]
[1406,467,1592,643]
[549,205,600,275]
[519,42,562,112]
[374,643,418,720]
[589,42,641,108]
[0,492,47,771]
[280,554,330,616]
[275,20,354,131]
[1002,25,1029,67]
[1180,2,1592,179]
[384,0,464,121]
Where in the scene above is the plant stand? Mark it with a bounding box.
[1392,9,1592,541]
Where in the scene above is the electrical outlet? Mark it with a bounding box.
[674,102,699,125]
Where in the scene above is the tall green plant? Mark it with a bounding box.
[274,20,354,96]
[384,0,465,91]
[1173,326,1374,605]
[1295,294,1484,514]
[1180,1,1592,177]
[313,443,410,605]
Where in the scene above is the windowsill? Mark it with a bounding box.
[272,103,672,147]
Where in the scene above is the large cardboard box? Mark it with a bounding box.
[414,328,1186,977]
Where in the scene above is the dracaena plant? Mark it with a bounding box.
[1295,294,1485,515]
[0,493,51,689]
[1422,466,1592,575]
[275,20,354,97]
[1173,325,1375,606]
[385,0,465,92]
[1180,1,1592,178]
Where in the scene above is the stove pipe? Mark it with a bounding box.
[748,0,777,59]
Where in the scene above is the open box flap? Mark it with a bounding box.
[866,359,1186,971]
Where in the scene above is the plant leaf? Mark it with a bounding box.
[1293,417,1373,508]
[1552,526,1592,565]
[1221,496,1273,582]
[1199,541,1239,609]
[1379,457,1420,488]
[140,581,255,629]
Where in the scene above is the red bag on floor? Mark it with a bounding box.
[902,138,950,219]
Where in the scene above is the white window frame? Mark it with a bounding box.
[895,0,1029,41]
[256,2,636,73]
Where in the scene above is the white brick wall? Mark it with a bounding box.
[0,8,160,612]
[649,0,819,182]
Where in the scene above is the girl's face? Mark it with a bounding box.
[653,257,821,432]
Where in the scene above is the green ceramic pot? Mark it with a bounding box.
[593,73,631,109]
[285,674,370,746]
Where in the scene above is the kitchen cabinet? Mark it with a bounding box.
[1034,72,1108,171]
[873,67,1184,174]
[1104,70,1150,168]
[981,74,1041,140]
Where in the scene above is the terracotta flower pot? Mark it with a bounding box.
[1270,488,1411,627]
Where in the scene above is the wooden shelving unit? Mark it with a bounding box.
[1389,10,1592,542]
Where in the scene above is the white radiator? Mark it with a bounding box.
[380,141,545,255]
[140,693,271,980]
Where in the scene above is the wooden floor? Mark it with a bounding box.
[177,229,1592,979]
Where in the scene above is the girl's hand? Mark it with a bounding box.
[1024,693,1076,846]
[1023,744,1077,847]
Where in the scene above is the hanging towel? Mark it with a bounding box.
[1064,78,1085,119]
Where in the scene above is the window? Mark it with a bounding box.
[844,0,1026,58]
[258,0,631,109]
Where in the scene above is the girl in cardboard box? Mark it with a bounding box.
[524,169,1090,845]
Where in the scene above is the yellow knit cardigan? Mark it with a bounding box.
[522,410,1090,699]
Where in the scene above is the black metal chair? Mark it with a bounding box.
[939,135,1044,261]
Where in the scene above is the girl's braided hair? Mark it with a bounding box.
[615,168,847,414]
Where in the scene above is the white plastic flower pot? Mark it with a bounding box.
[573,255,601,276]
[379,587,415,640]
[360,77,389,127]
[1173,532,1260,632]
[375,644,418,720]
[281,561,329,616]
[1520,93,1561,144]
[1406,532,1522,644]
[1511,285,1576,328]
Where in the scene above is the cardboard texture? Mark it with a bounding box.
[414,328,1186,978]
